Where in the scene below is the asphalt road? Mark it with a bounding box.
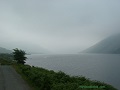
[0,65,31,90]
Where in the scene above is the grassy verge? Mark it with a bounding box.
[12,64,37,90]
[12,64,117,90]
[0,54,13,65]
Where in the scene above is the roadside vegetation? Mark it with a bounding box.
[0,53,13,65]
[13,64,117,90]
[0,48,118,90]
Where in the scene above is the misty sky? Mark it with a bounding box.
[0,0,120,54]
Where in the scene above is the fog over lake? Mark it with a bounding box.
[26,54,120,90]
[1,0,120,54]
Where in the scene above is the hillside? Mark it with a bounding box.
[0,47,12,54]
[82,33,120,54]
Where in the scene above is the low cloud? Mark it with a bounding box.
[0,0,120,53]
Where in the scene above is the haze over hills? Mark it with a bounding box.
[0,47,12,54]
[0,41,51,54]
[0,45,50,54]
[82,33,120,54]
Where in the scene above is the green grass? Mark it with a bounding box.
[13,64,117,90]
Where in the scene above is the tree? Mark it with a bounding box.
[13,48,27,64]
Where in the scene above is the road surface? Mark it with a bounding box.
[0,65,31,90]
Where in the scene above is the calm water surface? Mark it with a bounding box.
[26,54,120,89]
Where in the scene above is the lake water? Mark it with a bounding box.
[26,53,120,90]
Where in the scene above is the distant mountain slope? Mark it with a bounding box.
[0,47,12,54]
[82,33,120,54]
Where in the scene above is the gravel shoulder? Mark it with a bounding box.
[0,65,31,90]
